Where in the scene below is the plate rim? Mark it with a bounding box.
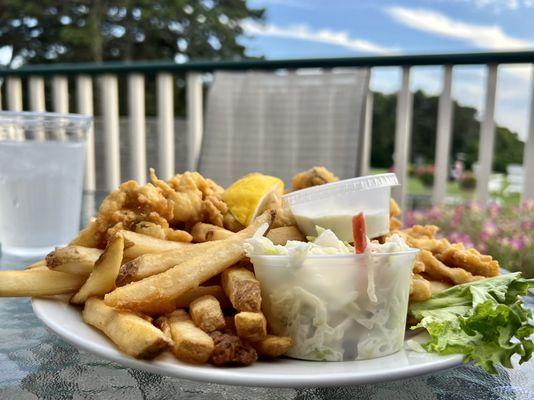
[32,297,463,388]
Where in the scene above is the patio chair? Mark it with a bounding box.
[198,69,370,187]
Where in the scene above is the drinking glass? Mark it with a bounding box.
[0,111,92,257]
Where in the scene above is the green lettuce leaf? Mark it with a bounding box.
[409,273,534,374]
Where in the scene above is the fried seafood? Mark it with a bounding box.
[410,274,432,302]
[150,169,227,226]
[291,166,339,190]
[437,243,500,277]
[418,250,484,285]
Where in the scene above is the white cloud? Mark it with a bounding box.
[386,6,532,49]
[242,21,397,54]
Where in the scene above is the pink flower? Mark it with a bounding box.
[469,201,482,214]
[510,237,526,251]
[447,232,474,248]
[523,198,534,212]
[452,206,464,225]
[483,222,498,237]
[488,202,501,218]
[477,242,488,253]
[428,206,441,221]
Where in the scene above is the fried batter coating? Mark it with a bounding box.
[404,224,439,239]
[396,230,451,254]
[418,250,484,285]
[390,199,401,218]
[73,180,176,248]
[390,217,402,232]
[437,243,500,277]
[72,170,226,249]
[413,259,426,274]
[291,166,339,190]
[150,169,227,226]
[410,274,432,302]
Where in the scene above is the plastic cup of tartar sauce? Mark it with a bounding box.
[251,249,419,361]
[283,173,399,241]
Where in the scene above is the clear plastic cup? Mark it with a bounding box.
[283,173,399,241]
[251,249,419,361]
[0,112,92,258]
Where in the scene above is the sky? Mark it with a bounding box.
[240,0,534,141]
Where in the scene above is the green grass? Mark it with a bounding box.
[370,168,520,206]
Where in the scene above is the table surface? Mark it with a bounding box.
[1,192,533,400]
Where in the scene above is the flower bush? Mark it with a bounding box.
[405,200,534,277]
[459,171,477,190]
[415,164,435,187]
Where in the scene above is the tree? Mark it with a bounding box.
[0,0,264,65]
[370,90,524,173]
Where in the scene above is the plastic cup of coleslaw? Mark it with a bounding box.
[251,248,419,361]
[283,173,399,241]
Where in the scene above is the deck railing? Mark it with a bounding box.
[1,51,534,209]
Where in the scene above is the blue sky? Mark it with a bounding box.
[240,0,534,140]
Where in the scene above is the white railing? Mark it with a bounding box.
[1,52,533,208]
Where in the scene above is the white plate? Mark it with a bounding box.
[32,297,462,388]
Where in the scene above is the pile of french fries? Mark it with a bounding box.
[0,210,299,366]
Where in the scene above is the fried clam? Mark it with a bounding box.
[291,166,339,190]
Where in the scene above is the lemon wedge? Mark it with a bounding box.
[224,173,284,226]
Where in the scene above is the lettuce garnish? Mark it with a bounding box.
[409,273,534,373]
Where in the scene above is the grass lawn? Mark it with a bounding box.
[370,168,520,206]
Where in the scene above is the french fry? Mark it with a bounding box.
[252,335,293,358]
[266,226,305,245]
[46,246,103,276]
[24,259,47,270]
[189,295,225,333]
[104,210,275,314]
[191,222,233,242]
[234,311,267,342]
[82,297,170,359]
[117,219,264,285]
[71,235,124,304]
[121,230,192,261]
[221,267,262,312]
[156,310,214,364]
[0,270,86,297]
[174,285,231,309]
[117,241,216,285]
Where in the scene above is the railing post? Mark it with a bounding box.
[476,64,498,204]
[522,65,534,201]
[28,76,46,141]
[157,73,174,178]
[52,76,69,113]
[76,75,96,192]
[393,66,413,211]
[99,74,121,190]
[6,77,22,111]
[432,65,454,204]
[360,89,373,177]
[28,76,46,112]
[128,74,147,184]
[187,72,203,171]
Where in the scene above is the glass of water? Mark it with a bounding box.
[0,111,92,257]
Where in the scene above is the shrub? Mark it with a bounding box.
[459,171,477,190]
[415,164,435,187]
[405,200,534,278]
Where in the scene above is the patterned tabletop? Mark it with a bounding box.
[0,193,533,400]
